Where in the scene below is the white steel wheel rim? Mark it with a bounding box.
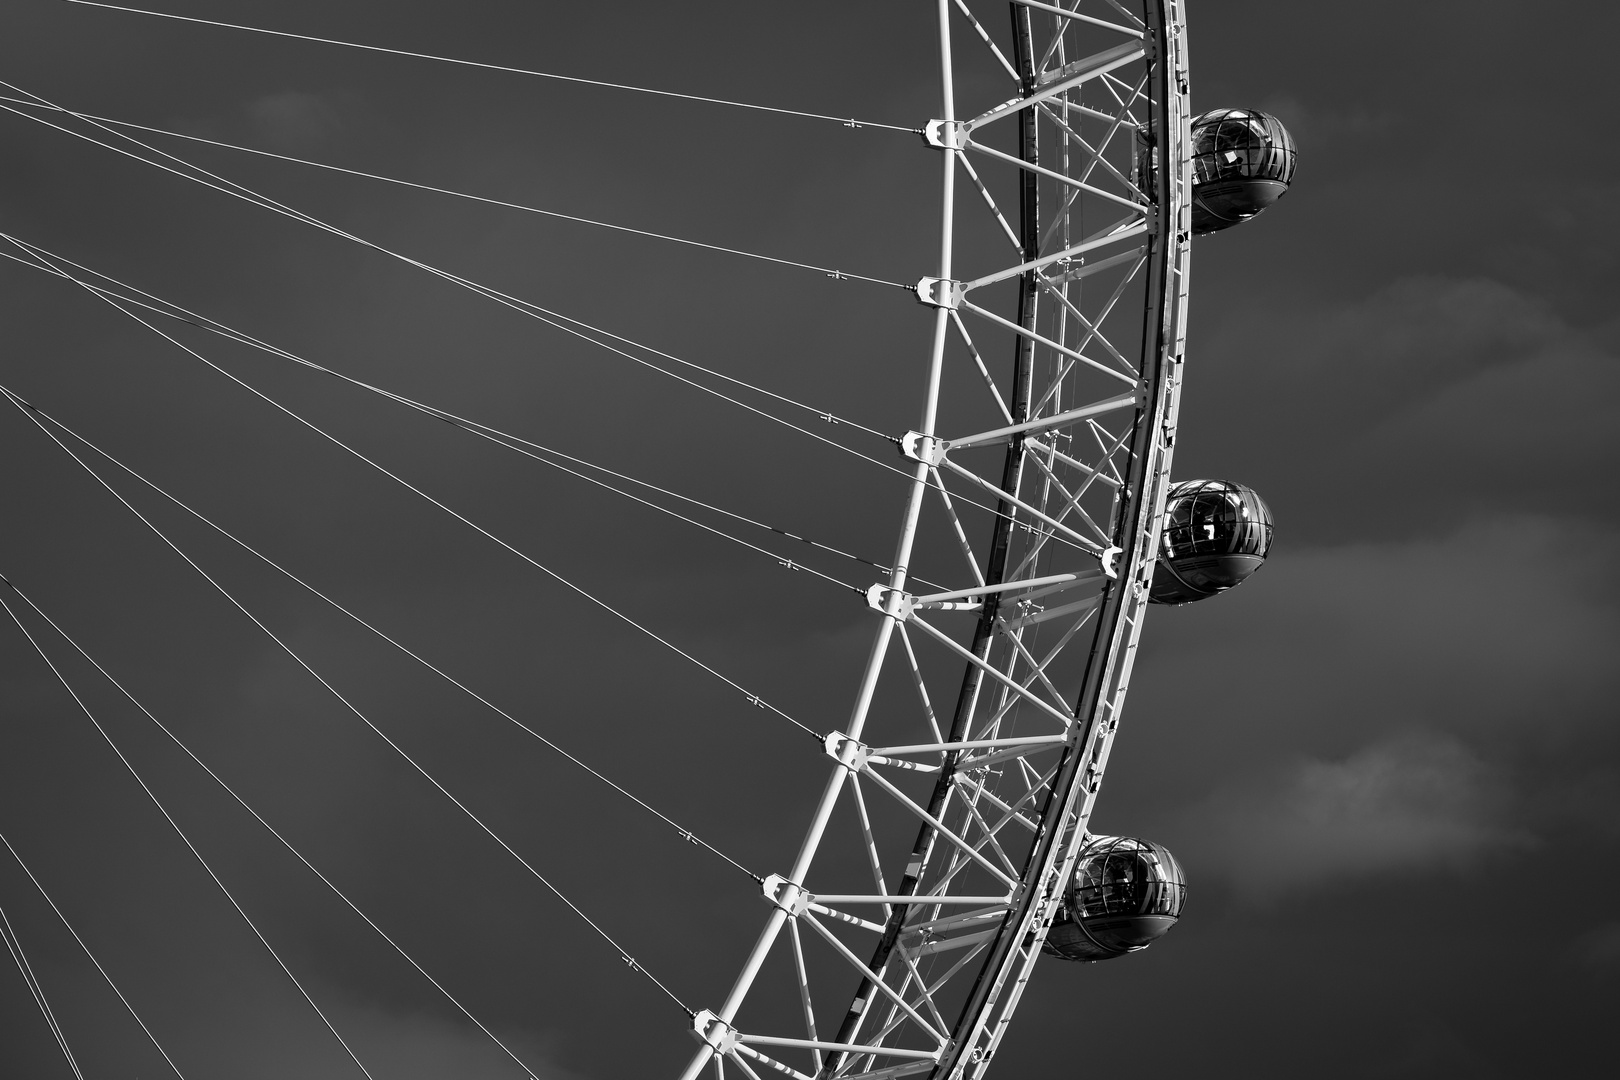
[0,4,1197,1079]
[681,3,1194,1079]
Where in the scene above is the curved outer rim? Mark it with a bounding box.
[816,6,1048,1063]
[677,5,1192,1077]
[932,3,1192,1076]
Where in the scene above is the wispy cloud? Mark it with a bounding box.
[1257,92,1397,145]
[1576,922,1620,971]
[241,1001,590,1080]
[1181,730,1532,903]
[248,91,345,151]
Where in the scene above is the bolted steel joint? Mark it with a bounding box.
[899,430,947,466]
[914,276,963,309]
[690,1010,737,1055]
[921,118,964,149]
[1099,545,1124,579]
[864,584,916,621]
[761,873,812,918]
[823,731,871,772]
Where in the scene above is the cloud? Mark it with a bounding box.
[1350,330,1620,524]
[237,1001,588,1080]
[1199,274,1567,440]
[1133,515,1620,759]
[247,91,345,151]
[1180,730,1532,903]
[1256,93,1396,146]
[1112,513,1620,913]
[1366,1023,1505,1080]
[1185,274,1620,538]
[1576,923,1620,971]
[342,1006,588,1080]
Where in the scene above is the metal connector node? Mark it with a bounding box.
[899,430,947,466]
[922,119,964,149]
[865,584,916,620]
[690,1010,737,1055]
[1100,546,1123,579]
[823,731,871,772]
[761,874,812,917]
[915,276,963,309]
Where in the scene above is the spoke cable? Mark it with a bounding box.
[60,0,920,134]
[0,590,378,1080]
[0,236,947,590]
[0,86,1091,556]
[1,382,764,885]
[0,831,185,1079]
[8,241,820,742]
[0,233,868,597]
[0,578,568,1080]
[0,391,697,1018]
[0,891,88,1080]
[1,88,1097,597]
[0,86,903,454]
[0,95,909,290]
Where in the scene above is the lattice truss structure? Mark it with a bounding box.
[681,3,1193,1079]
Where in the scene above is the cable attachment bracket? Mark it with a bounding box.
[864,584,916,621]
[922,119,964,149]
[899,430,947,466]
[915,276,963,309]
[1100,545,1123,579]
[690,1010,738,1055]
[823,731,871,773]
[761,874,813,918]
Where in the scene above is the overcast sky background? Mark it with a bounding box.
[1,1,1617,1077]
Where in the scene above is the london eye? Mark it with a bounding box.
[0,3,1297,1077]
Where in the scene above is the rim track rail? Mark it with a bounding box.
[677,3,1192,1078]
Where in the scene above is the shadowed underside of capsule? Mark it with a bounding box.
[1190,107,1297,234]
[1149,478,1274,605]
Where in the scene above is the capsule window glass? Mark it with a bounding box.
[1191,108,1297,186]
[1160,480,1273,560]
[1072,837,1187,919]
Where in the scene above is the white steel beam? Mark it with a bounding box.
[904,615,1075,730]
[944,392,1139,450]
[676,5,960,1076]
[959,219,1147,292]
[856,766,1021,891]
[871,734,1066,757]
[948,311,1014,426]
[799,911,947,1046]
[952,0,1020,81]
[736,1036,939,1063]
[927,466,988,586]
[1010,0,1141,37]
[962,137,1149,216]
[958,296,1139,386]
[933,456,1101,553]
[963,40,1144,132]
[812,895,1012,907]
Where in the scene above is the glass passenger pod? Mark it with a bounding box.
[1148,479,1274,606]
[1190,108,1297,234]
[1044,836,1187,962]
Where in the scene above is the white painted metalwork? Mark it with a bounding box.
[4,3,1197,1073]
[679,2,1193,1078]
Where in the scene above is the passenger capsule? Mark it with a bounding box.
[1149,479,1273,606]
[1045,836,1186,962]
[1190,108,1297,234]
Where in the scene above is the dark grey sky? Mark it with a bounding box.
[1,1,1616,1078]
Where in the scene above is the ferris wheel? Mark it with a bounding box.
[0,2,1297,1078]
